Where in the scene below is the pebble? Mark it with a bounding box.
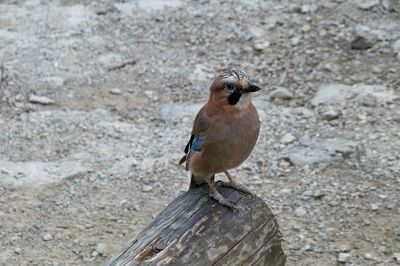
[338,252,351,263]
[392,39,400,54]
[278,159,291,169]
[394,253,400,263]
[351,35,376,50]
[142,185,153,192]
[42,233,54,241]
[294,207,307,217]
[301,24,312,32]
[269,87,293,100]
[1,168,11,175]
[28,95,55,105]
[253,40,270,51]
[14,247,22,255]
[364,252,373,260]
[356,0,380,10]
[280,133,296,144]
[109,88,122,95]
[320,107,341,121]
[370,203,379,211]
[95,242,108,256]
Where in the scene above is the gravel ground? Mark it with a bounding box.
[1,0,400,265]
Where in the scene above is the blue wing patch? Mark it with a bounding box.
[191,133,206,152]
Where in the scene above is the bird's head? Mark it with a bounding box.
[209,69,261,109]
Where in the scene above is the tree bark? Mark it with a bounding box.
[106,184,286,266]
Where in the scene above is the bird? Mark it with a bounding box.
[179,68,261,209]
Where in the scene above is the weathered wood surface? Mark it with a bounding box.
[106,184,286,266]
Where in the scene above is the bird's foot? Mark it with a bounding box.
[219,181,253,197]
[209,191,238,211]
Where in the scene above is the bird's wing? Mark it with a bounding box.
[179,105,210,168]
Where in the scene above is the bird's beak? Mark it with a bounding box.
[242,83,262,93]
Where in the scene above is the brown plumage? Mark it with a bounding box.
[179,69,261,209]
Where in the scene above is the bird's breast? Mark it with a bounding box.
[201,105,260,172]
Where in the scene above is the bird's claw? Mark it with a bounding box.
[209,191,238,211]
[220,181,253,198]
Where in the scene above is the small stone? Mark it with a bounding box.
[42,233,54,241]
[142,185,153,192]
[269,87,293,100]
[28,95,54,105]
[351,35,375,50]
[144,90,159,100]
[356,0,380,10]
[320,107,341,121]
[278,159,291,169]
[364,252,373,260]
[392,39,400,54]
[301,24,312,32]
[294,207,307,217]
[14,247,22,255]
[280,133,296,144]
[394,253,400,263]
[370,203,379,211]
[95,243,108,256]
[291,37,300,46]
[109,88,122,95]
[338,252,351,263]
[300,4,318,13]
[253,40,270,51]
[1,168,11,175]
[337,244,352,252]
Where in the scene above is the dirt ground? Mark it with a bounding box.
[0,0,399,265]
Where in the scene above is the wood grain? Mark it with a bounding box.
[106,184,286,266]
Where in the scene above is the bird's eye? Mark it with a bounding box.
[224,83,235,93]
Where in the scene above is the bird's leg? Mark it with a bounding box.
[222,170,253,195]
[205,176,237,210]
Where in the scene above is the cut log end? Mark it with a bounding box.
[107,184,286,266]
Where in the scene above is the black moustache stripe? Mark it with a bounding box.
[227,91,242,105]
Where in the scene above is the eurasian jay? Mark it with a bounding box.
[179,69,261,209]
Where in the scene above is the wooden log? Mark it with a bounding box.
[106,183,286,266]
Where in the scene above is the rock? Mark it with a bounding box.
[320,107,341,121]
[109,88,122,95]
[269,87,293,101]
[280,133,296,144]
[248,25,267,39]
[294,207,307,217]
[253,40,270,51]
[356,0,380,10]
[42,233,54,241]
[394,253,400,263]
[370,203,379,211]
[278,159,291,169]
[351,35,376,50]
[364,253,373,260]
[299,4,318,13]
[95,243,108,256]
[338,252,351,263]
[281,136,359,167]
[392,39,400,54]
[14,248,22,255]
[144,90,159,100]
[142,185,153,192]
[300,24,312,32]
[311,84,397,106]
[28,95,54,105]
[290,37,300,46]
[0,160,89,187]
